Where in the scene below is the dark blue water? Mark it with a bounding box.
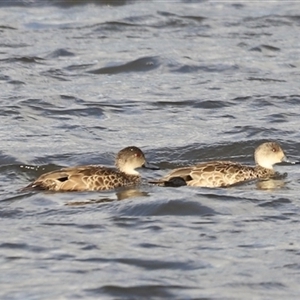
[1,1,300,299]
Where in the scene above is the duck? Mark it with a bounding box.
[150,142,288,188]
[22,146,157,192]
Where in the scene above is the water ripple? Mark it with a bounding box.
[88,56,160,74]
[1,2,300,299]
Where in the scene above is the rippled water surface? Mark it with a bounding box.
[1,0,300,299]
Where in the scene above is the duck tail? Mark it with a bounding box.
[149,177,187,187]
[20,181,46,192]
[148,180,166,186]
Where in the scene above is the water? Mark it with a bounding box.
[1,0,300,299]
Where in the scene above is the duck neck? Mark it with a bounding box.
[255,164,275,173]
[257,162,274,170]
[119,166,140,176]
[255,154,274,170]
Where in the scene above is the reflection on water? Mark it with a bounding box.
[65,188,149,206]
[116,188,149,200]
[255,171,288,190]
[256,179,286,190]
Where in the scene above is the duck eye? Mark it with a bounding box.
[272,148,277,152]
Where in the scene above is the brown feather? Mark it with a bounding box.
[22,146,153,192]
[23,165,141,192]
[152,142,286,188]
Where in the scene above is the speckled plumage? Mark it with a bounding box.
[23,146,153,192]
[152,142,287,188]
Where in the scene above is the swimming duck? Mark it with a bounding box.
[23,146,157,192]
[151,142,288,188]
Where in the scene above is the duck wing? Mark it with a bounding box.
[155,161,260,188]
[22,165,129,192]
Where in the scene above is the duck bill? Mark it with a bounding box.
[142,162,160,170]
[282,156,300,164]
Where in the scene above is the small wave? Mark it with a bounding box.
[88,56,160,74]
[249,44,281,53]
[116,198,216,216]
[0,0,132,7]
[171,63,239,74]
[45,48,75,59]
[0,56,44,64]
[86,284,191,299]
[248,77,286,82]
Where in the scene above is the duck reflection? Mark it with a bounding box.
[66,187,148,206]
[256,172,287,190]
